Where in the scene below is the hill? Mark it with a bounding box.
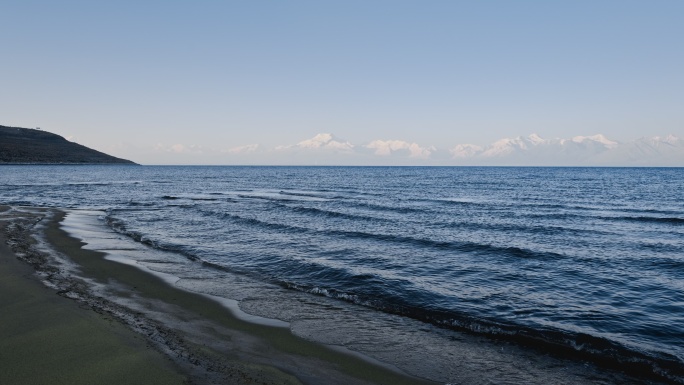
[0,125,136,164]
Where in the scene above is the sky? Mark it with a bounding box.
[1,1,683,165]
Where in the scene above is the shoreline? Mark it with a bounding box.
[1,206,433,385]
[2,165,683,385]
[0,207,186,385]
[3,204,680,384]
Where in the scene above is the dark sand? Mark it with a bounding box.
[0,206,433,385]
[0,210,187,384]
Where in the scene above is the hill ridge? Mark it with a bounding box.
[0,125,136,164]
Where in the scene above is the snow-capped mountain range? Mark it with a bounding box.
[450,133,682,166]
[267,133,683,166]
[449,134,621,164]
[276,133,355,152]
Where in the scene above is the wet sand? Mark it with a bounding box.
[0,206,434,385]
[0,208,186,385]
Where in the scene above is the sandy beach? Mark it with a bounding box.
[0,206,433,385]
[0,207,186,384]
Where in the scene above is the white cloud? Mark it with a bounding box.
[365,140,434,159]
[154,143,205,154]
[225,144,260,154]
[445,133,683,166]
[127,133,682,166]
[277,133,355,152]
[571,134,618,149]
[527,133,546,145]
[450,144,483,158]
[480,137,529,157]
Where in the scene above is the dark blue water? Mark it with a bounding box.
[2,166,683,382]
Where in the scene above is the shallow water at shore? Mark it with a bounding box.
[0,211,188,385]
[59,209,628,384]
[2,165,683,383]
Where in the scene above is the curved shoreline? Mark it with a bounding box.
[1,206,433,385]
[0,206,186,385]
[3,205,680,384]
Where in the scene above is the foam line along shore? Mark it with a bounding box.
[1,205,435,385]
[1,165,683,384]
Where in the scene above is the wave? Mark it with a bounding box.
[618,207,684,216]
[410,197,572,211]
[187,206,563,261]
[127,201,157,207]
[636,254,684,272]
[278,190,339,200]
[194,208,309,234]
[283,280,684,384]
[407,197,489,207]
[161,195,219,201]
[237,194,301,203]
[600,216,684,225]
[72,180,144,186]
[349,201,427,215]
[519,211,684,228]
[443,220,604,237]
[106,211,293,283]
[418,199,684,226]
[284,205,389,223]
[323,228,564,261]
[103,210,683,383]
[105,216,204,263]
[413,197,612,213]
[116,204,564,267]
[179,205,567,263]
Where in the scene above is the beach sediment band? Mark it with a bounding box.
[0,207,186,385]
[4,204,682,385]
[0,206,433,385]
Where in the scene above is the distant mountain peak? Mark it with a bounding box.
[450,143,483,158]
[445,133,682,166]
[480,135,534,157]
[279,133,355,152]
[365,139,435,159]
[269,132,682,165]
[527,133,546,144]
[571,134,618,148]
[647,134,680,145]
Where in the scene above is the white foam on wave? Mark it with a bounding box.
[61,209,289,328]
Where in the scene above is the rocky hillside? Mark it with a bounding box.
[0,125,136,164]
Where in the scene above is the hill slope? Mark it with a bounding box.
[0,125,136,164]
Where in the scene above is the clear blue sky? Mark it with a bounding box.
[1,1,682,164]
